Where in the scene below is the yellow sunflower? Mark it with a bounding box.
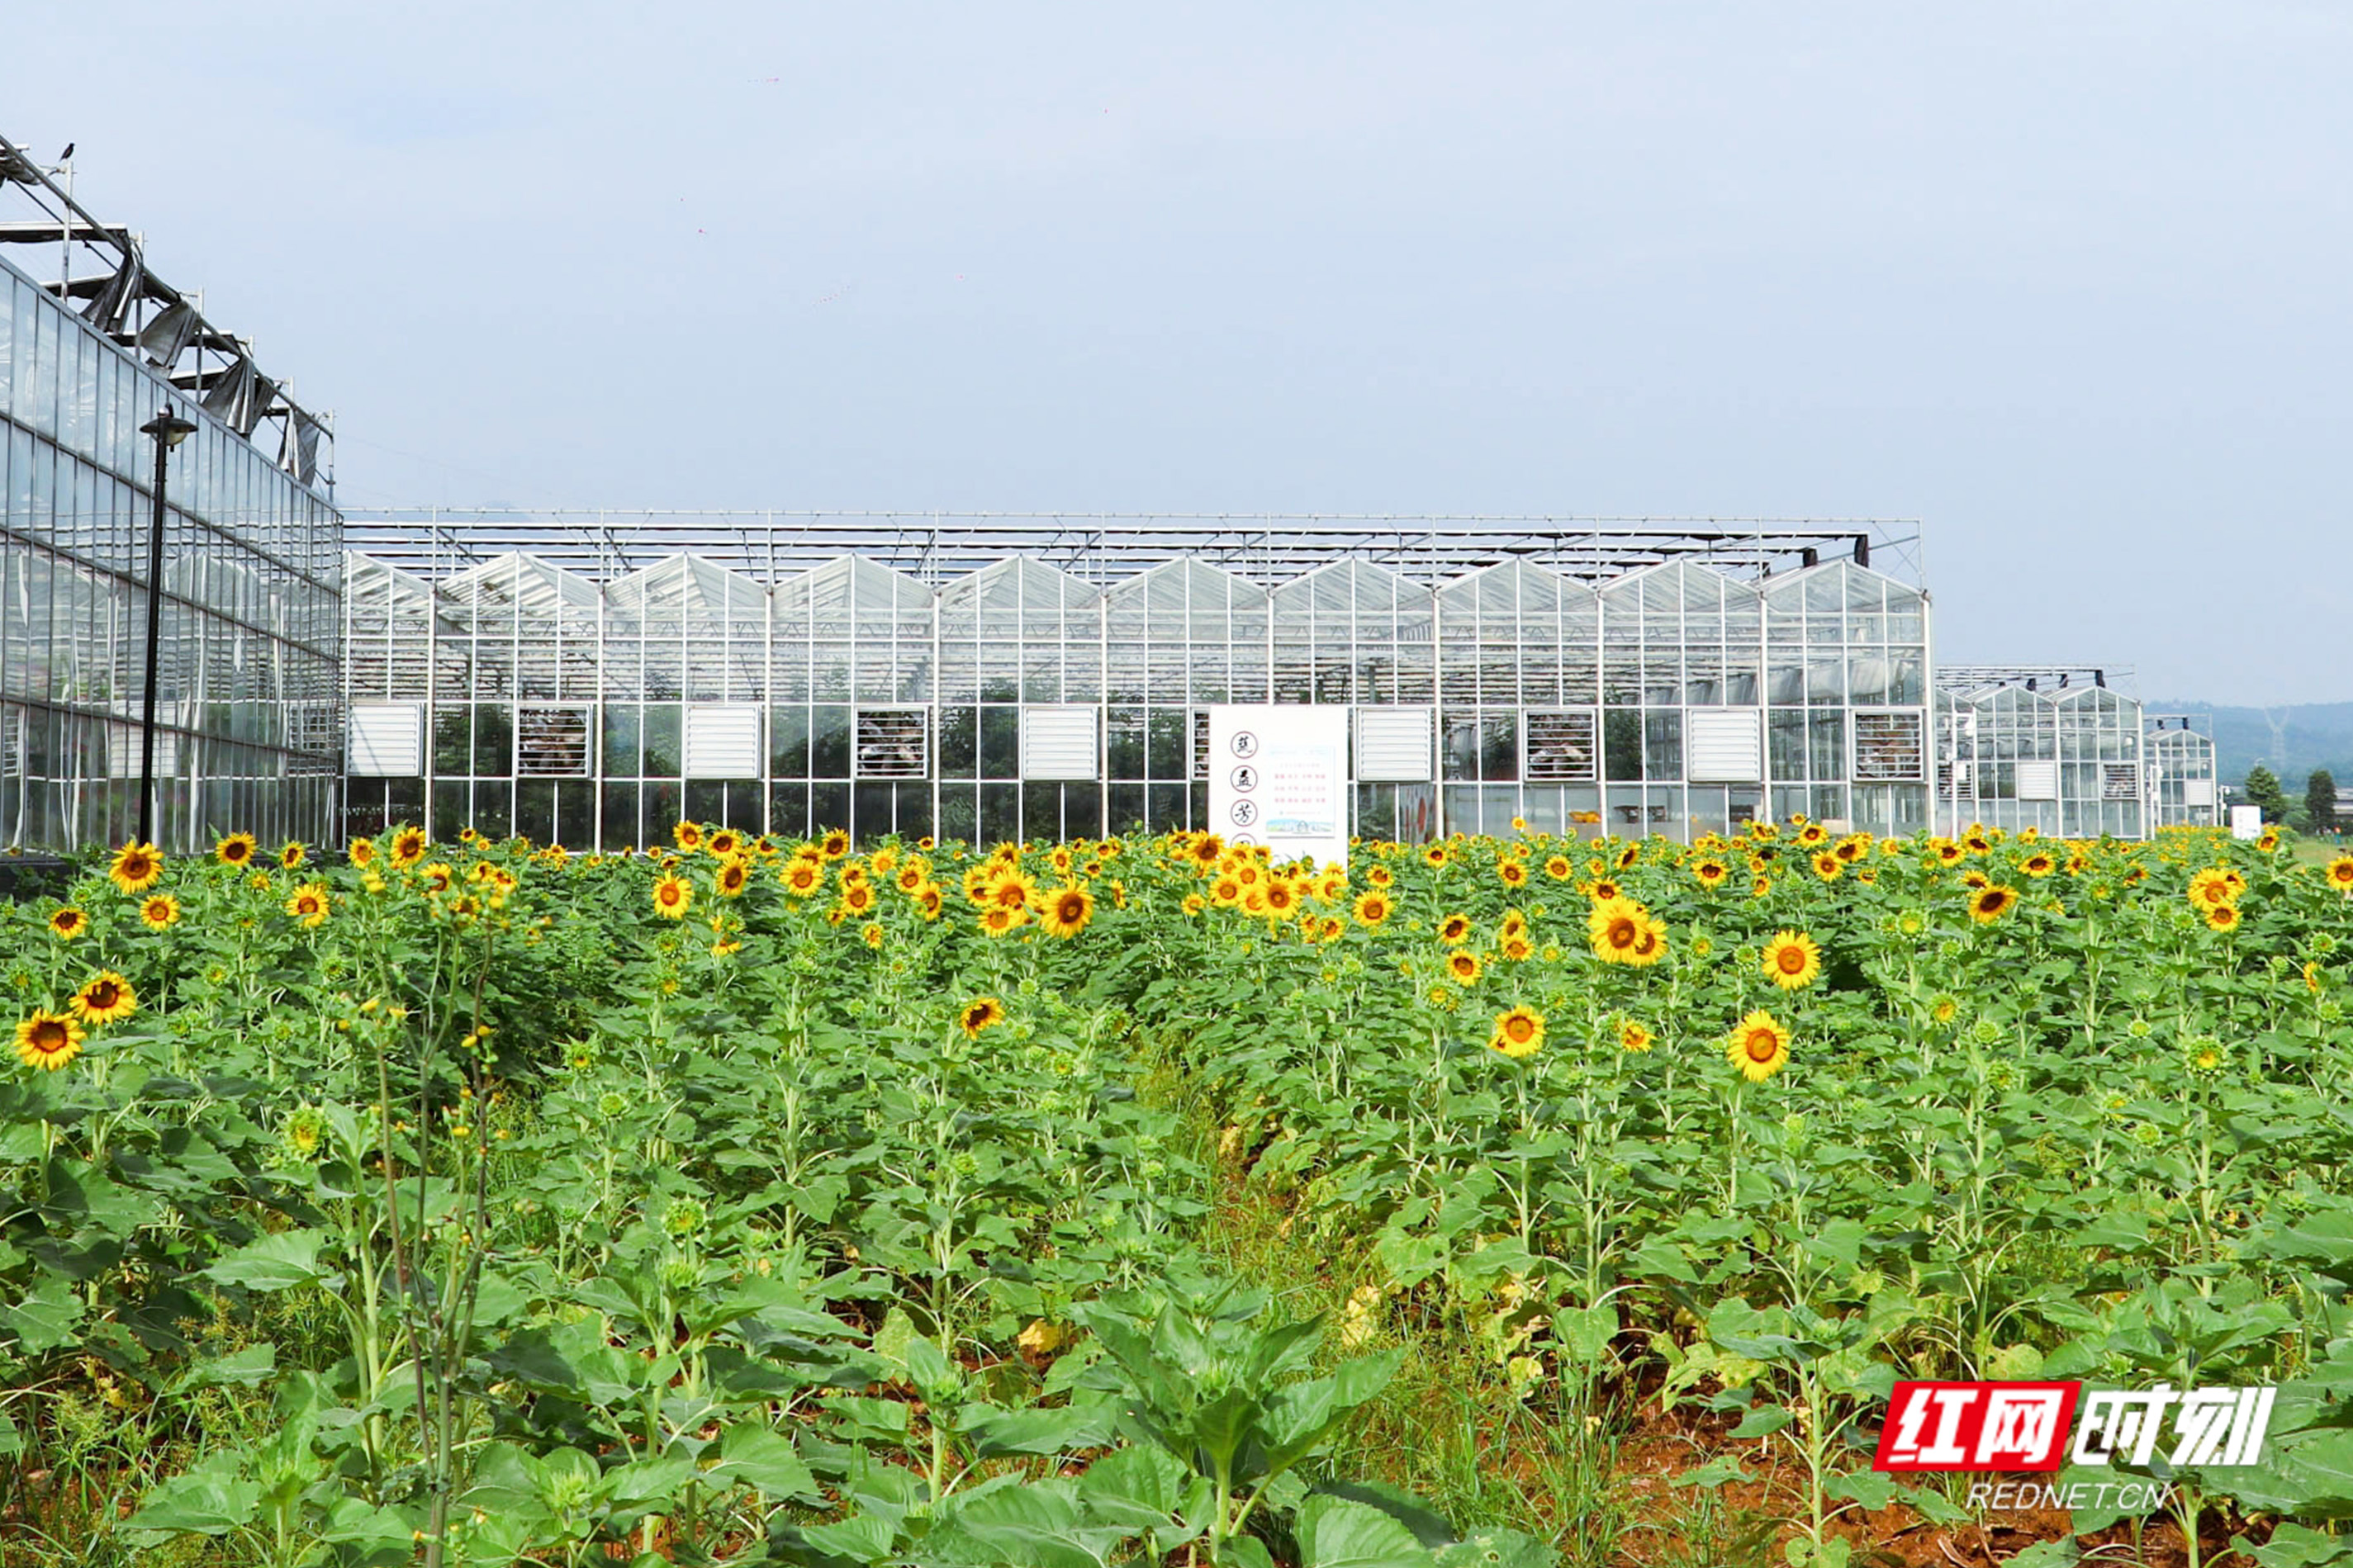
[216,832,259,868]
[13,1010,83,1072]
[1760,931,1822,990]
[349,837,377,869]
[49,907,88,940]
[714,857,752,898]
[959,996,1006,1037]
[388,826,428,867]
[2205,902,2242,932]
[673,821,703,851]
[1725,1010,1791,1082]
[1968,884,2019,924]
[278,841,306,870]
[1618,1019,1654,1053]
[1354,890,1393,927]
[782,859,824,897]
[69,971,137,1027]
[1446,950,1483,986]
[842,882,878,916]
[140,893,180,930]
[1499,933,1534,963]
[1693,859,1729,889]
[108,841,164,894]
[285,883,331,927]
[1811,852,1843,882]
[2020,852,2056,879]
[1422,844,1449,868]
[1438,912,1475,945]
[1544,855,1573,880]
[980,903,1026,936]
[2326,855,2353,893]
[1497,860,1530,889]
[1487,1005,1544,1059]
[1588,898,1665,967]
[706,828,742,858]
[1039,885,1095,939]
[652,874,693,919]
[819,829,852,860]
[915,885,944,921]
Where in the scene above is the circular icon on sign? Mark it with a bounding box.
[1228,798,1258,827]
[1230,765,1257,792]
[1231,832,1260,846]
[1229,731,1258,759]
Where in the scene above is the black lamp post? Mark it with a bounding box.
[135,406,197,848]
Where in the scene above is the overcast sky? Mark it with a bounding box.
[7,3,2346,702]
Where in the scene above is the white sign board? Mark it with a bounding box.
[1207,705,1349,869]
[2229,804,2265,840]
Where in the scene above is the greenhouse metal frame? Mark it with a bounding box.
[343,513,1939,849]
[2145,714,2220,830]
[1933,665,2150,839]
[0,135,342,855]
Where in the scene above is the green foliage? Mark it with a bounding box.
[6,818,2353,1564]
[2248,764,2292,822]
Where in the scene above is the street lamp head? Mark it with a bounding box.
[140,408,197,449]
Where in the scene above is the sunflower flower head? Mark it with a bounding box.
[1487,1005,1544,1059]
[1760,931,1822,991]
[69,971,138,1027]
[1725,1010,1791,1082]
[14,1010,83,1072]
[109,841,164,894]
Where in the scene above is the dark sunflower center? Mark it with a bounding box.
[1745,1031,1778,1062]
[32,1021,66,1050]
[1608,919,1636,947]
[1779,948,1806,973]
[1505,1016,1535,1042]
[87,983,119,1008]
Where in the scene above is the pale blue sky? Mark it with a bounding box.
[8,3,2346,700]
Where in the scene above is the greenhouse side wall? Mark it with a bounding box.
[0,257,343,855]
[344,545,1943,850]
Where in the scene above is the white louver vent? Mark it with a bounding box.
[2103,764,2141,802]
[856,709,929,778]
[1522,710,1598,783]
[2016,760,2060,802]
[1354,706,1433,782]
[1021,705,1100,780]
[349,703,425,777]
[1686,708,1763,784]
[1193,709,1211,780]
[684,703,763,778]
[1853,710,1926,782]
[517,707,593,777]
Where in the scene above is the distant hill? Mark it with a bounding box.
[2148,701,2353,787]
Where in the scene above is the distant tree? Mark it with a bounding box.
[2309,768,2340,834]
[2245,764,2290,823]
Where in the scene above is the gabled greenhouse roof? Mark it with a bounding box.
[340,510,1922,590]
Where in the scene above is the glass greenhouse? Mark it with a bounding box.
[2146,715,2219,830]
[1933,666,2148,839]
[0,140,341,855]
[341,514,1938,849]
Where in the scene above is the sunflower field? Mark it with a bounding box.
[8,818,2353,1568]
